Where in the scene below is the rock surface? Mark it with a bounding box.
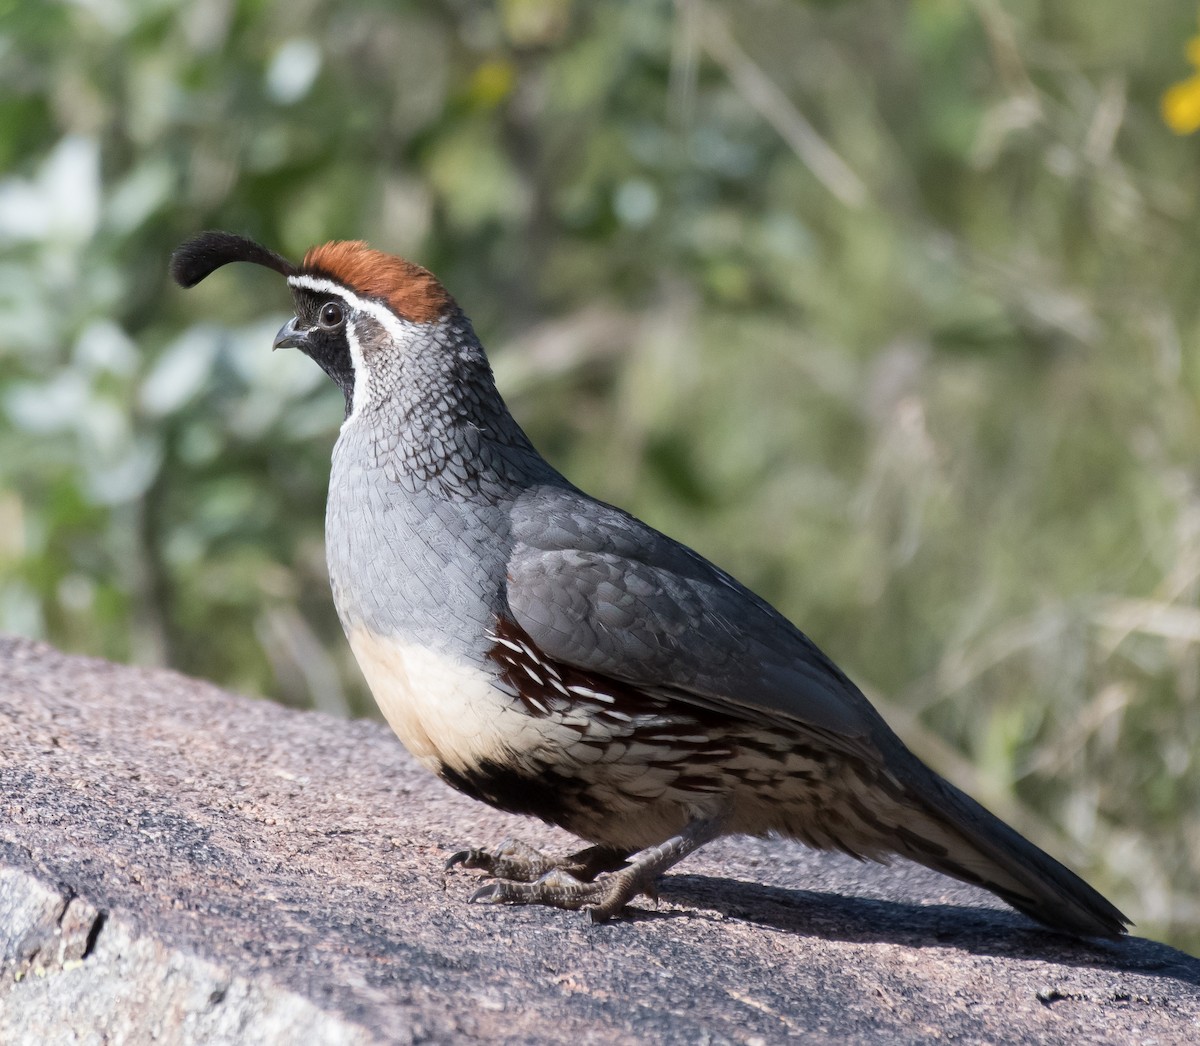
[0,635,1197,1044]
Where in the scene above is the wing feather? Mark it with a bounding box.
[505,487,894,759]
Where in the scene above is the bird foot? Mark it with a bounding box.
[446,838,562,882]
[451,819,723,921]
[468,865,659,922]
[446,839,629,883]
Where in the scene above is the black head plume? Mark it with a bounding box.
[170,231,297,288]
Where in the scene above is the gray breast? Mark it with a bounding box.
[323,424,512,657]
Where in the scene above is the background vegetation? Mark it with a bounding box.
[3,0,1199,951]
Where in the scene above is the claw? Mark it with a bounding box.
[469,883,502,904]
[446,848,485,871]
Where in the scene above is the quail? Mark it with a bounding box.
[170,231,1129,936]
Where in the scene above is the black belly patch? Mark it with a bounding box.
[439,758,573,826]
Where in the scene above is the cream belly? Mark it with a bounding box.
[346,626,520,776]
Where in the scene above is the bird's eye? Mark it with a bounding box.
[318,302,344,328]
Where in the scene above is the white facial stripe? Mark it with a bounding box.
[342,320,368,429]
[286,274,409,344]
[287,274,367,311]
[288,273,410,431]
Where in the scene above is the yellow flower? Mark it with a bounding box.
[467,59,517,109]
[1164,30,1200,135]
[1163,72,1200,135]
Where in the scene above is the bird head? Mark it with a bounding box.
[170,231,455,420]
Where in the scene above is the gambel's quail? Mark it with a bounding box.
[171,231,1129,936]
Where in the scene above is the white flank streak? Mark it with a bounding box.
[521,664,543,685]
[567,684,613,704]
[566,685,598,697]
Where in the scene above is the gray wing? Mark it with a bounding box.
[505,486,895,757]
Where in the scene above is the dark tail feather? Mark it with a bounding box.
[892,769,1129,938]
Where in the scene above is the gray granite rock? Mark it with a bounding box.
[0,635,1196,1044]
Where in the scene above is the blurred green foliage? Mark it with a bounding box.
[2,0,1199,950]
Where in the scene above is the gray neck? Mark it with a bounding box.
[325,307,574,648]
[345,308,557,500]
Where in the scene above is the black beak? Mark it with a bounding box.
[273,316,308,351]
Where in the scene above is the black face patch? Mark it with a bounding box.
[290,288,356,416]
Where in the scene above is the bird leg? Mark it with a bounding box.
[462,817,724,922]
[446,838,630,883]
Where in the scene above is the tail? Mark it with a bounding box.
[886,762,1129,938]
